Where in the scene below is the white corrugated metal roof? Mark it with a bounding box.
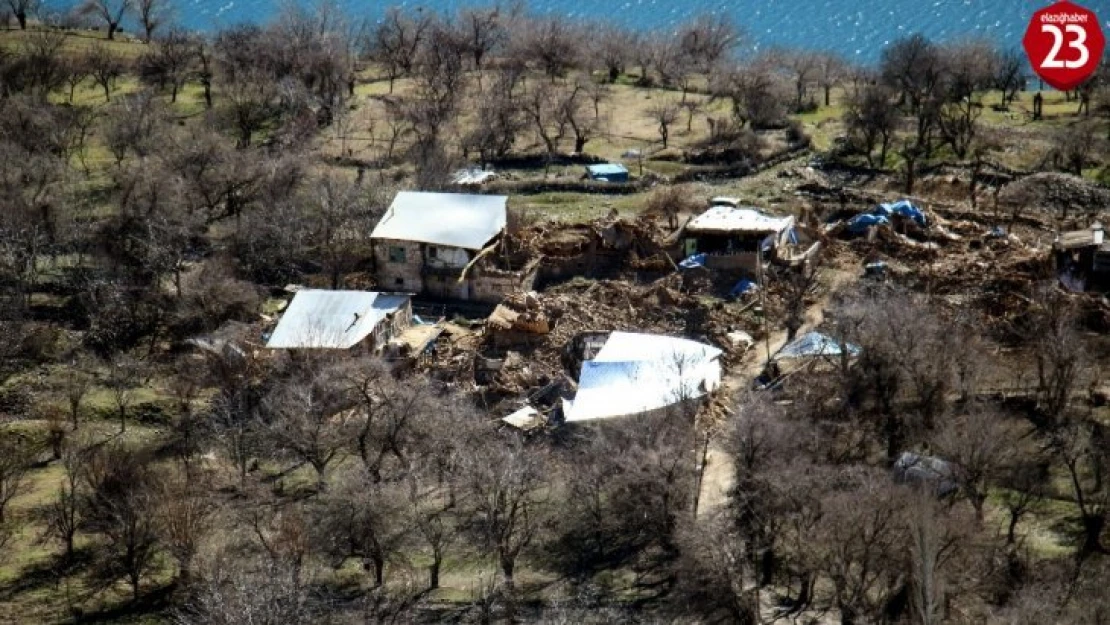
[563,332,722,422]
[266,290,409,349]
[370,191,507,250]
[686,206,793,234]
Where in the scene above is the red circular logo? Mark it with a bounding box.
[1023,0,1105,91]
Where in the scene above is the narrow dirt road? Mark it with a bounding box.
[697,267,858,515]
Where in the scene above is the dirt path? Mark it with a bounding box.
[697,266,858,515]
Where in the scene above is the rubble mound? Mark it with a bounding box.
[999,173,1110,217]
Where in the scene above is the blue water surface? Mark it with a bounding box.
[43,0,1110,63]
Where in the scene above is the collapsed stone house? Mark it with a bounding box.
[370,191,538,303]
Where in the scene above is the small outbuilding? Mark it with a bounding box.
[585,163,630,183]
[1054,221,1110,292]
[680,206,796,273]
[265,289,412,351]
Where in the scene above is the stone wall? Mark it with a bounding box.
[373,239,424,293]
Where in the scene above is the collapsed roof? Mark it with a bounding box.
[266,290,410,349]
[685,206,794,235]
[370,191,508,251]
[562,332,722,422]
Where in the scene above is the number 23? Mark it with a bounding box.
[1041,24,1090,69]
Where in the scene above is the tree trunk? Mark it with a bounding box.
[1079,514,1106,559]
[171,82,179,103]
[429,553,441,589]
[17,11,27,29]
[1007,511,1020,544]
[574,136,586,153]
[825,85,831,107]
[107,21,119,41]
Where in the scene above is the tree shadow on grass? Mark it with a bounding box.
[73,581,177,624]
[0,546,96,603]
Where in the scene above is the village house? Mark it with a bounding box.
[1055,221,1110,292]
[584,163,629,182]
[265,289,412,351]
[679,206,798,273]
[370,191,538,303]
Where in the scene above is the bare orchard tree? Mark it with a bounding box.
[135,0,171,42]
[816,51,849,107]
[0,432,34,526]
[456,6,506,84]
[41,444,85,564]
[5,0,39,29]
[260,362,357,491]
[992,47,1026,108]
[79,0,133,40]
[647,99,681,149]
[317,465,407,587]
[677,13,742,79]
[368,7,431,93]
[931,407,1019,523]
[82,444,163,602]
[844,80,899,167]
[462,437,548,593]
[87,45,124,103]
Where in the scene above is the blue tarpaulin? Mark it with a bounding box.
[877,200,926,226]
[777,331,861,360]
[846,213,890,234]
[679,253,707,269]
[729,279,757,297]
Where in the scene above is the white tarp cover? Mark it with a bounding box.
[502,405,541,429]
[562,332,722,422]
[371,191,507,251]
[686,206,794,234]
[266,290,409,349]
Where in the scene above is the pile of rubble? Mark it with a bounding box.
[999,172,1110,220]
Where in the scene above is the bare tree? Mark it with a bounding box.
[87,45,124,102]
[135,0,170,42]
[368,7,431,93]
[105,354,139,433]
[157,473,212,583]
[79,0,133,40]
[82,444,162,601]
[816,51,848,106]
[41,444,84,563]
[0,433,34,525]
[932,408,1018,522]
[5,0,39,29]
[457,6,506,85]
[463,437,547,592]
[647,99,680,149]
[844,81,899,167]
[677,13,741,78]
[992,47,1026,107]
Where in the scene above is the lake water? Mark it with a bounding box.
[45,0,1110,62]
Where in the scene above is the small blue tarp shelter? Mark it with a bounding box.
[585,163,630,182]
[776,331,861,360]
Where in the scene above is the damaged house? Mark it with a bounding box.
[1055,221,1110,292]
[265,289,412,351]
[371,191,538,303]
[679,206,817,273]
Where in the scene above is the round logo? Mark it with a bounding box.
[1022,0,1105,91]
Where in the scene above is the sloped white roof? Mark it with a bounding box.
[562,332,722,422]
[266,290,409,349]
[686,206,794,234]
[371,191,507,250]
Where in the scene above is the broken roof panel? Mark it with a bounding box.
[371,191,507,250]
[563,332,722,423]
[776,331,860,360]
[266,290,409,349]
[686,206,794,234]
